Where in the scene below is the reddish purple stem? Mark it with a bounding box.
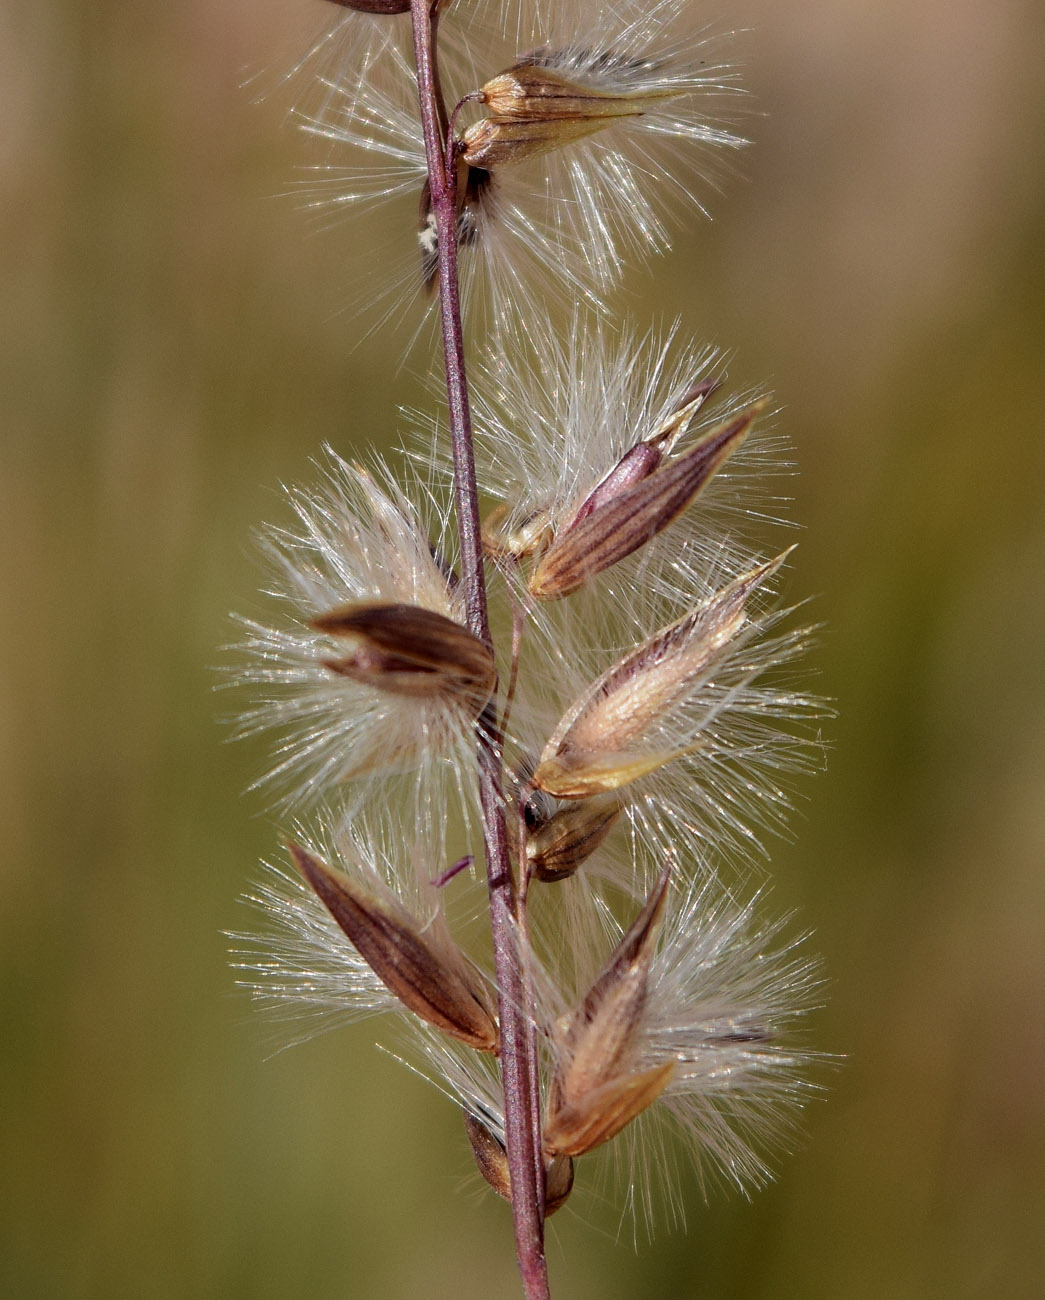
[409,5,551,1298]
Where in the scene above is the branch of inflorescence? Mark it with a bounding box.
[408,3,551,1296]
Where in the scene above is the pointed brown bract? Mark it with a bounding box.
[529,403,761,600]
[291,845,499,1052]
[569,864,671,1036]
[312,600,496,708]
[533,555,785,799]
[569,376,723,528]
[461,59,679,171]
[527,795,621,883]
[544,869,674,1156]
[464,1114,575,1215]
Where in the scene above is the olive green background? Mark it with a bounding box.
[3,1,1043,1297]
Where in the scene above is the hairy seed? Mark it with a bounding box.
[291,845,499,1052]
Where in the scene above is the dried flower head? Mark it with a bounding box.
[504,556,822,885]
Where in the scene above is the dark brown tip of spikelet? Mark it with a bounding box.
[312,601,496,708]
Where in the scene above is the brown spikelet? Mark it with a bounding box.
[291,845,499,1052]
[311,601,496,707]
[464,1114,575,1215]
[527,795,621,882]
[529,404,760,600]
[544,869,673,1156]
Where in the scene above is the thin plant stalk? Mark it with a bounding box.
[409,3,551,1295]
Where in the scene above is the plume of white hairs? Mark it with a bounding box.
[230,3,825,1295]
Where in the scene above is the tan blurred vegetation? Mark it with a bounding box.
[2,1,1043,1296]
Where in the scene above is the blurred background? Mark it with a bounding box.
[2,1,1043,1296]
